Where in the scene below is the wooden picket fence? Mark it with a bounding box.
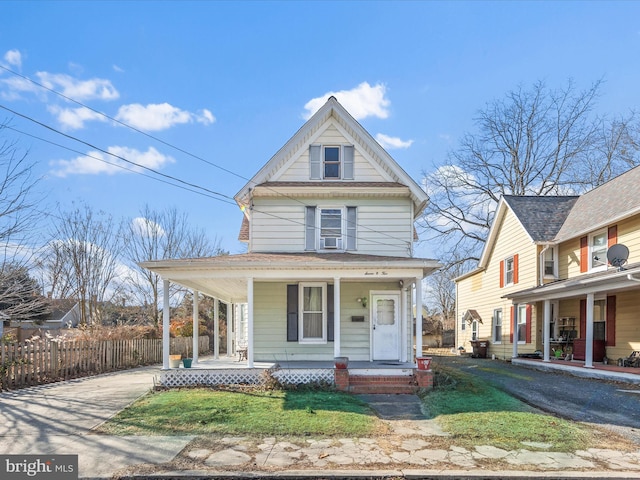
[0,336,210,391]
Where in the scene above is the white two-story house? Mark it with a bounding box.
[142,97,440,368]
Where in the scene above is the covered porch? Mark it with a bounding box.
[140,252,440,388]
[506,263,640,369]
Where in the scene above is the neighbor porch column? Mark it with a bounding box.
[543,300,551,362]
[512,304,519,359]
[162,279,170,369]
[415,277,423,360]
[192,290,199,364]
[333,277,341,358]
[214,297,219,359]
[585,293,595,368]
[247,277,254,367]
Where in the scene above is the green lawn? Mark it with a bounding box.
[98,388,384,436]
[421,366,593,452]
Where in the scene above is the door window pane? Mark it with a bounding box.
[376,299,395,325]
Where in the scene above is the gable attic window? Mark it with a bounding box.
[309,145,354,180]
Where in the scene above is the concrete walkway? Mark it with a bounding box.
[1,368,640,479]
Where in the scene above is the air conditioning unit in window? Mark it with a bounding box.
[320,237,342,249]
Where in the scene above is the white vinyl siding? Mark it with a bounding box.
[250,197,413,256]
[275,124,389,182]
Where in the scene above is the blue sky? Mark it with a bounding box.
[2,1,640,258]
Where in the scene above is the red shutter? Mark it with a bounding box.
[500,260,505,288]
[606,295,616,346]
[526,304,532,343]
[513,254,519,284]
[608,225,618,248]
[580,236,588,273]
[579,299,586,338]
[509,306,514,343]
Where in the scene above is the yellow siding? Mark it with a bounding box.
[456,208,538,358]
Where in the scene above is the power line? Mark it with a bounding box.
[0,68,416,251]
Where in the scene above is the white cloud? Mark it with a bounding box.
[0,76,40,100]
[36,72,119,101]
[375,133,414,150]
[303,82,390,120]
[131,217,165,238]
[3,49,22,69]
[113,64,124,73]
[115,103,216,131]
[48,105,106,130]
[49,146,174,177]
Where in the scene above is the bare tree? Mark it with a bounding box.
[0,263,50,323]
[40,205,124,325]
[123,205,226,325]
[420,79,640,267]
[0,122,44,336]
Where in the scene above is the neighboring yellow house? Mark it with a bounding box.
[456,165,640,367]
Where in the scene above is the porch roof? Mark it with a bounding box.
[140,252,441,303]
[503,263,640,303]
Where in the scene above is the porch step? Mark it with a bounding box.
[347,375,418,394]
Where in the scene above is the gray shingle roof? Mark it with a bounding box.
[503,195,579,242]
[555,165,640,242]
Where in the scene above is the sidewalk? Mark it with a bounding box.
[1,368,640,479]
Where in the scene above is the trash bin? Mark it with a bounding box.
[470,340,488,358]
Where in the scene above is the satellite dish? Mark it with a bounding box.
[607,243,629,269]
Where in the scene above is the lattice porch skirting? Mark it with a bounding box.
[159,368,335,387]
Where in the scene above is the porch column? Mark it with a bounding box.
[247,277,254,367]
[227,302,233,357]
[162,279,170,369]
[401,286,408,362]
[585,293,595,368]
[333,277,341,358]
[214,297,219,359]
[543,300,551,362]
[512,304,519,359]
[192,290,199,364]
[415,277,423,360]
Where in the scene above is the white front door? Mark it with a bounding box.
[372,293,400,360]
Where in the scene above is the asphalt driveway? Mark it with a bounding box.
[435,355,640,444]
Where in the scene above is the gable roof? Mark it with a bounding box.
[554,164,640,242]
[234,96,428,218]
[458,195,578,281]
[503,195,579,242]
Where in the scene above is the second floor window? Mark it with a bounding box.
[544,247,557,277]
[306,205,357,251]
[590,230,608,270]
[505,256,515,285]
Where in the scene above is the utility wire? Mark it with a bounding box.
[0,67,415,250]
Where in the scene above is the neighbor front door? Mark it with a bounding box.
[371,293,400,360]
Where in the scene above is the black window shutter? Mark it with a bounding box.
[327,284,334,342]
[286,284,298,342]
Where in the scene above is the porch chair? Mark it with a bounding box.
[617,351,640,368]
